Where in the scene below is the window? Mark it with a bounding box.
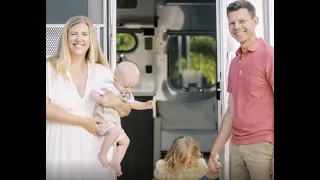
[117,0,137,9]
[168,35,217,90]
[116,33,137,52]
[164,0,215,5]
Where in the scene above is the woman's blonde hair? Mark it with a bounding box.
[48,16,110,78]
[164,136,202,173]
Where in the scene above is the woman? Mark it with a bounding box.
[46,16,131,180]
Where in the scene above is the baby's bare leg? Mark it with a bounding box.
[110,135,130,176]
[98,129,119,168]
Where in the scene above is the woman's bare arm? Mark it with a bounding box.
[46,98,101,136]
[46,98,85,126]
[114,100,131,117]
[100,88,131,117]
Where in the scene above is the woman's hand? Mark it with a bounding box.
[100,88,122,108]
[99,88,132,117]
[80,118,103,136]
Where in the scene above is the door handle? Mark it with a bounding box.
[216,81,221,100]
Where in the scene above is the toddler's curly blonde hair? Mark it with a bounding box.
[164,136,202,173]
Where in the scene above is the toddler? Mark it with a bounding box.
[153,136,221,180]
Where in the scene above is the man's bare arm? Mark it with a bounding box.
[210,93,234,154]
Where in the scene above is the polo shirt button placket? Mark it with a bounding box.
[239,59,242,74]
[239,54,245,74]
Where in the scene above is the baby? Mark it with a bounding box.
[90,61,154,176]
[153,136,221,180]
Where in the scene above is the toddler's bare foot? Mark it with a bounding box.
[98,154,110,168]
[110,160,122,176]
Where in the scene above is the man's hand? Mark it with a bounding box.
[208,152,222,173]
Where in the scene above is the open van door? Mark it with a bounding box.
[215,1,274,180]
[216,0,232,179]
[104,0,117,71]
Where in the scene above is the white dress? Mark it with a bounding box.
[46,60,116,180]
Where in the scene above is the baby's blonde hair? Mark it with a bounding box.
[164,136,202,173]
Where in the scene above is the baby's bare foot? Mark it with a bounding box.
[98,154,110,168]
[110,160,122,176]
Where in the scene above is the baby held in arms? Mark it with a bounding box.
[89,61,154,176]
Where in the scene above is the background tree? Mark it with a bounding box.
[172,35,217,88]
[115,33,217,88]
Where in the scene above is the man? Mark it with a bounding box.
[208,1,274,180]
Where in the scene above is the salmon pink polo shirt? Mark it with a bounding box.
[227,38,274,145]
